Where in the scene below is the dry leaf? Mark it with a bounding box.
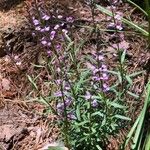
[1,78,10,91]
[106,40,130,53]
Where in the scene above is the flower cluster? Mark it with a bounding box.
[14,55,22,66]
[54,81,76,120]
[30,8,74,56]
[85,51,109,108]
[91,52,109,91]
[107,0,124,41]
[85,91,98,107]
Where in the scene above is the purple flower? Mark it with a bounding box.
[64,84,70,90]
[101,64,107,70]
[44,26,50,31]
[61,23,65,27]
[33,19,39,26]
[50,31,56,40]
[56,44,61,51]
[85,91,92,100]
[65,98,72,106]
[56,67,61,72]
[67,112,76,120]
[35,26,41,31]
[62,29,68,35]
[57,102,64,111]
[54,91,63,97]
[32,32,36,36]
[42,14,50,20]
[102,73,108,78]
[93,68,99,74]
[66,16,74,23]
[98,55,104,61]
[57,99,72,113]
[40,28,45,32]
[103,83,109,92]
[47,50,51,56]
[58,15,63,19]
[92,76,101,81]
[47,42,51,46]
[114,13,122,21]
[116,24,123,30]
[41,40,47,45]
[55,79,61,85]
[54,24,60,30]
[92,99,98,107]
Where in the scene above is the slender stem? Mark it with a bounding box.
[109,1,126,92]
[51,42,70,149]
[89,100,92,149]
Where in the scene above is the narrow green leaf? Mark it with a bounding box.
[127,91,139,99]
[122,115,141,148]
[91,112,104,117]
[109,101,126,109]
[66,41,74,51]
[96,145,103,150]
[114,114,131,121]
[107,70,119,75]
[125,75,133,85]
[121,50,126,64]
[76,104,81,121]
[27,75,38,90]
[129,71,144,78]
[131,83,150,149]
[48,146,67,150]
[145,131,150,150]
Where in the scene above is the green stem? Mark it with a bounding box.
[51,42,70,149]
[109,3,126,92]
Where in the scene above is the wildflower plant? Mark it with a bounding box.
[25,0,140,149]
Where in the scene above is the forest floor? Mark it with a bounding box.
[0,0,149,150]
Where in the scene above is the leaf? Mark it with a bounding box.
[27,75,38,90]
[114,115,131,121]
[74,70,90,93]
[129,71,144,78]
[48,146,68,150]
[127,91,139,99]
[121,49,126,64]
[66,41,74,51]
[109,101,126,109]
[118,72,123,83]
[107,70,119,76]
[131,83,150,149]
[76,104,81,121]
[41,142,68,150]
[91,112,104,117]
[96,145,103,150]
[145,131,150,150]
[122,82,150,149]
[38,53,47,64]
[75,121,89,127]
[125,75,133,85]
[122,115,140,148]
